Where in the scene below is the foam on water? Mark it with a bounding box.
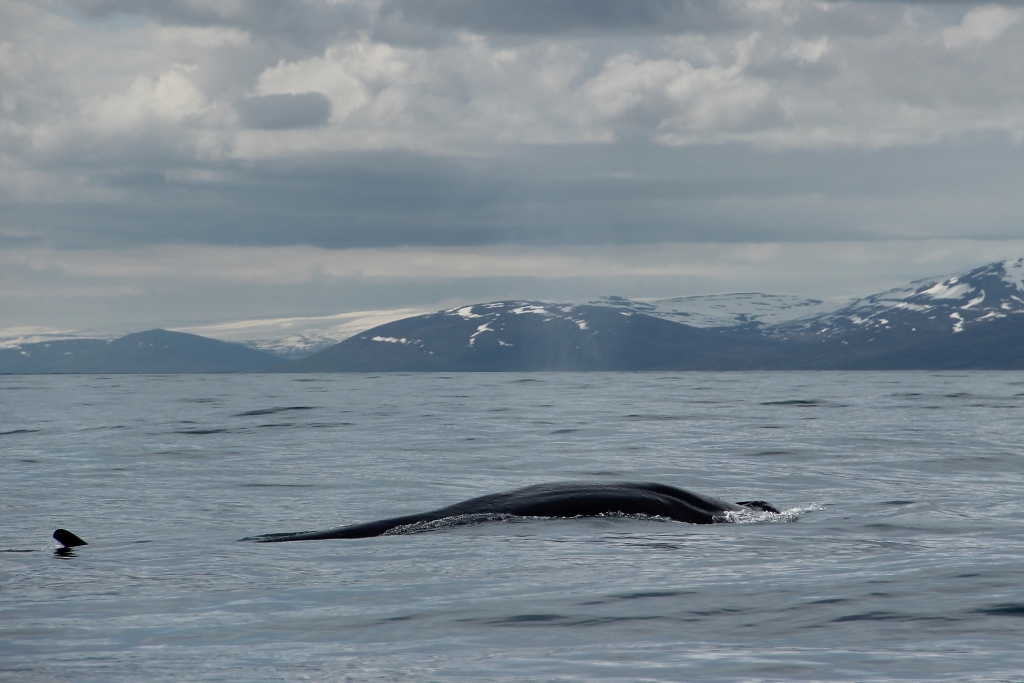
[717,503,824,524]
[383,513,525,535]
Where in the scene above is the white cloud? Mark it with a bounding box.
[3,0,1023,177]
[256,45,370,119]
[88,65,206,134]
[943,5,1021,50]
[151,24,250,50]
[783,36,828,63]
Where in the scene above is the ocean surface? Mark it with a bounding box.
[2,372,1023,682]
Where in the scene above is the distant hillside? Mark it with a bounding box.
[5,259,1024,373]
[774,259,1024,340]
[765,258,1024,369]
[273,259,1024,372]
[277,302,787,372]
[0,329,285,374]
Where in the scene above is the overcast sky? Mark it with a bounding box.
[3,0,1024,333]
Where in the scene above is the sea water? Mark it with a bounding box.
[2,372,1023,682]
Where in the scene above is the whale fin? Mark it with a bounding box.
[736,501,780,514]
[53,529,88,548]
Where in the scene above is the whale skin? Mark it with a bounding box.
[242,481,780,542]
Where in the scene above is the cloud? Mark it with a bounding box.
[59,0,377,48]
[14,0,1024,165]
[10,239,1024,293]
[943,4,1021,49]
[6,137,1024,254]
[235,91,332,129]
[378,0,741,35]
[3,0,1024,259]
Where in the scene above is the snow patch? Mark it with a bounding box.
[469,323,492,347]
[511,305,551,316]
[0,328,110,349]
[174,307,428,359]
[455,306,482,319]
[892,302,932,311]
[949,312,964,333]
[371,336,418,345]
[595,293,836,328]
[1001,258,1024,293]
[961,291,985,309]
[922,281,973,300]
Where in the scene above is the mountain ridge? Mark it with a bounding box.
[0,329,286,374]
[275,258,1024,372]
[4,259,1024,373]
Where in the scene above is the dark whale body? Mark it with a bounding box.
[53,529,87,547]
[242,482,780,542]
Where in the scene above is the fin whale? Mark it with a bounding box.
[242,481,780,542]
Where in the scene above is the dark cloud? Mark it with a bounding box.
[72,0,1022,42]
[53,0,1024,47]
[6,137,1024,251]
[59,0,747,38]
[235,92,332,130]
[379,0,738,35]
[59,0,375,47]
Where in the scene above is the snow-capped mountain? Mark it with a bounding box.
[173,308,428,359]
[279,300,781,372]
[775,258,1024,339]
[593,293,838,328]
[281,259,1024,371]
[5,258,1024,373]
[440,301,596,342]
[176,296,836,358]
[0,327,111,350]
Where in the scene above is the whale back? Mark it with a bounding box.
[242,481,775,542]
[431,482,744,524]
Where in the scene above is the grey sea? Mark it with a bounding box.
[2,372,1024,682]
